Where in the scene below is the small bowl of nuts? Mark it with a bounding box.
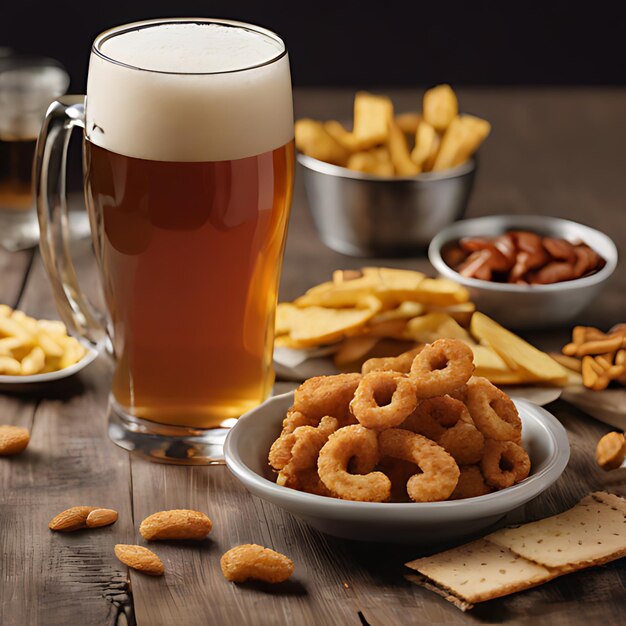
[428,215,618,329]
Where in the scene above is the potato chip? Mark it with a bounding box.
[387,118,420,176]
[423,84,458,132]
[365,318,410,339]
[471,312,569,384]
[371,301,425,323]
[353,92,394,148]
[295,119,349,165]
[406,277,470,306]
[406,313,472,344]
[333,336,381,366]
[424,302,475,326]
[287,306,378,347]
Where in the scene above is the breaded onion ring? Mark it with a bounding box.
[450,465,492,499]
[280,410,317,435]
[466,377,522,443]
[292,373,361,425]
[409,339,474,398]
[271,417,338,492]
[481,439,531,489]
[378,428,459,502]
[350,371,418,430]
[401,395,484,465]
[377,456,419,502]
[317,425,391,502]
[361,347,423,375]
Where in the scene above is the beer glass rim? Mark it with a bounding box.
[92,18,287,76]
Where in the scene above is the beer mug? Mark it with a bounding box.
[35,19,294,463]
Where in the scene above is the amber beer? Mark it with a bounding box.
[85,141,293,427]
[82,20,294,429]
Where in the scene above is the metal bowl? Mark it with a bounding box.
[298,153,476,257]
[428,215,618,329]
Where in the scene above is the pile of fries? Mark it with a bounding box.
[295,85,490,177]
[276,268,570,387]
[0,304,86,376]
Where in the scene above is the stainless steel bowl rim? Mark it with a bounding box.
[224,392,569,513]
[429,214,618,293]
[297,153,475,183]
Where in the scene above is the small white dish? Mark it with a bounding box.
[225,392,570,544]
[0,347,99,390]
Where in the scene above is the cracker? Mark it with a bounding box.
[487,492,626,571]
[405,538,554,604]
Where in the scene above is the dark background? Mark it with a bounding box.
[2,1,626,90]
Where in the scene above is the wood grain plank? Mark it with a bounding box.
[129,461,363,626]
[0,244,135,626]
[0,247,33,306]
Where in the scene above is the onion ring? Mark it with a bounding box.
[270,416,338,494]
[377,456,418,502]
[401,396,484,465]
[280,410,317,435]
[378,428,459,502]
[317,425,391,502]
[350,371,418,430]
[361,347,423,375]
[292,373,361,426]
[480,439,530,489]
[450,465,492,499]
[466,377,522,442]
[409,339,474,398]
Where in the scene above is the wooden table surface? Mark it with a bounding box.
[1,88,625,626]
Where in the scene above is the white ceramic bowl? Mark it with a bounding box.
[0,347,98,391]
[428,215,618,329]
[224,392,570,544]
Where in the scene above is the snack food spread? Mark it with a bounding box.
[269,338,531,502]
[442,230,606,285]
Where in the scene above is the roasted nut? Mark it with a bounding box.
[0,425,30,455]
[542,237,577,263]
[595,432,626,471]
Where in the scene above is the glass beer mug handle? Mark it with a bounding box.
[34,96,107,350]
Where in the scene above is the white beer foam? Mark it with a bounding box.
[85,21,293,162]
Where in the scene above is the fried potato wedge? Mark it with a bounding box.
[410,120,437,168]
[295,119,349,165]
[387,118,421,176]
[423,84,458,132]
[395,112,422,135]
[432,115,490,171]
[323,120,362,152]
[353,92,394,148]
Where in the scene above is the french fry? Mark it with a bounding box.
[423,84,458,132]
[421,131,441,172]
[353,92,394,148]
[395,112,422,135]
[410,120,437,168]
[387,118,421,176]
[323,120,362,152]
[346,152,381,174]
[295,119,349,165]
[433,115,490,171]
[450,115,491,167]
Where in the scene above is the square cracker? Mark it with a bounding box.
[488,492,626,571]
[405,538,554,604]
